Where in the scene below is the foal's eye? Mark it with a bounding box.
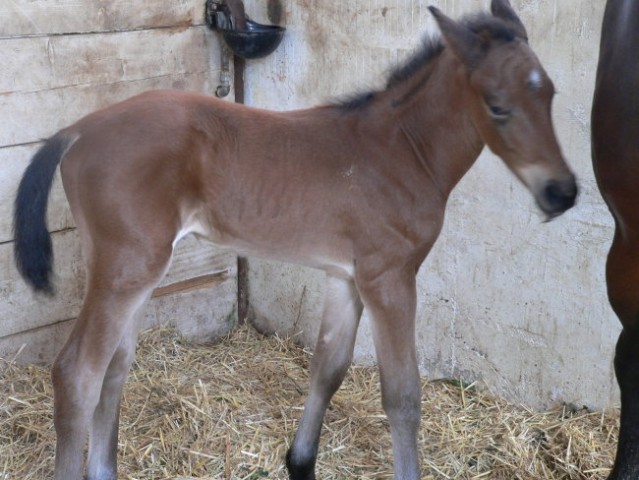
[487,104,511,122]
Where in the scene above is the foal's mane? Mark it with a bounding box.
[336,12,518,111]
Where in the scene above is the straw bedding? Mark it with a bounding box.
[1,325,617,479]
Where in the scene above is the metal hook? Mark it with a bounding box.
[216,44,232,98]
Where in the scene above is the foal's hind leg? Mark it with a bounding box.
[606,234,639,479]
[52,245,172,480]
[87,316,142,480]
[286,276,363,480]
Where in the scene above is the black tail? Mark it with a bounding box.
[13,133,74,294]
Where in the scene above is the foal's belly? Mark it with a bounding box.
[172,208,356,280]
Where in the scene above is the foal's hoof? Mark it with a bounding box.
[286,448,316,480]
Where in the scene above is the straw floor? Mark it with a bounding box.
[1,325,618,479]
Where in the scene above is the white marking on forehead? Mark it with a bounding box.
[527,69,543,91]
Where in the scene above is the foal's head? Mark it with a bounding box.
[430,0,577,219]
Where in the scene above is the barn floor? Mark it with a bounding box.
[1,325,617,479]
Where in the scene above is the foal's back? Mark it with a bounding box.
[60,90,397,274]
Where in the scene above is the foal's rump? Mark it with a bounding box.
[13,91,213,292]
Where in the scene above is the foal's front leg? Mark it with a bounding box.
[357,267,421,480]
[286,276,363,480]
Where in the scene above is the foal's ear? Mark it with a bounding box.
[428,6,483,70]
[491,0,528,41]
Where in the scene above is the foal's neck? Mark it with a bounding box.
[376,49,485,200]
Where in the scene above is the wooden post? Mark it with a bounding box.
[233,52,249,324]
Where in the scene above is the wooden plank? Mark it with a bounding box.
[143,272,237,343]
[1,71,220,150]
[1,26,218,94]
[0,0,205,38]
[0,317,75,364]
[1,72,220,148]
[0,229,237,339]
[152,273,229,298]
[163,240,236,285]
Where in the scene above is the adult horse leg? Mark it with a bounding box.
[357,268,420,480]
[286,275,363,480]
[607,232,639,479]
[52,243,172,480]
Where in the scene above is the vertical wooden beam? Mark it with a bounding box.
[234,56,246,104]
[233,54,249,324]
[230,0,282,324]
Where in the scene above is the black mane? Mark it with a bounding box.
[335,12,517,111]
[386,37,444,90]
[336,91,378,110]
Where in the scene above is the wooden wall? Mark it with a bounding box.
[1,0,238,363]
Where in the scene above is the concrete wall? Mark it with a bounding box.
[242,0,617,409]
[1,1,237,364]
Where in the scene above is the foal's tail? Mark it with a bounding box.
[13,133,76,294]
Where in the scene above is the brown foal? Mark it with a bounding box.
[13,1,576,479]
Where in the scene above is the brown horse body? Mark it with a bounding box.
[14,2,576,479]
[592,1,639,478]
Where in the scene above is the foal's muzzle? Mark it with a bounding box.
[538,176,578,220]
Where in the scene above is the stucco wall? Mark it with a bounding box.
[242,0,617,409]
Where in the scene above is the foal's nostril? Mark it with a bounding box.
[543,179,577,213]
